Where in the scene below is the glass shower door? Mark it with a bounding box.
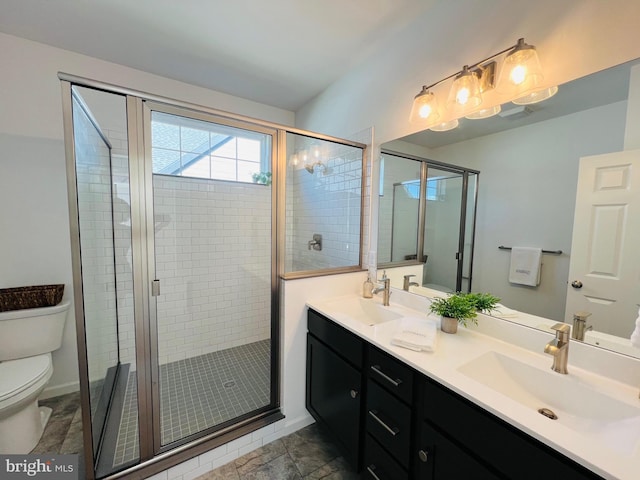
[423,167,464,292]
[146,106,276,447]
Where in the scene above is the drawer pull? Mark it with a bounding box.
[368,409,399,436]
[370,365,402,387]
[350,389,358,399]
[366,465,382,480]
[418,449,429,463]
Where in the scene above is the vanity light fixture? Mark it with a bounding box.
[465,104,502,120]
[512,85,559,105]
[429,118,459,132]
[410,38,557,130]
[447,65,483,116]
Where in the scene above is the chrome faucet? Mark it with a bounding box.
[544,323,571,374]
[372,271,391,306]
[403,274,419,291]
[571,311,592,341]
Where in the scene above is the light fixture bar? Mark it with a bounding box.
[410,38,556,130]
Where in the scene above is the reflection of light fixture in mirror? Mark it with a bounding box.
[410,38,552,131]
[409,87,441,125]
[513,85,559,105]
[465,104,502,120]
[289,153,300,167]
[430,119,459,132]
[447,65,483,115]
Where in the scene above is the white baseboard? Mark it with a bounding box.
[41,381,80,399]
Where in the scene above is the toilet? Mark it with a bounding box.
[0,301,69,454]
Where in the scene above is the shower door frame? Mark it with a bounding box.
[62,73,367,480]
[379,149,480,292]
[137,100,282,455]
[62,78,285,479]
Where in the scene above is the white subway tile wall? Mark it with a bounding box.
[153,175,272,365]
[285,134,364,273]
[73,100,120,386]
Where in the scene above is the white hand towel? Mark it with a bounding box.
[508,247,542,287]
[630,307,640,349]
[391,317,437,352]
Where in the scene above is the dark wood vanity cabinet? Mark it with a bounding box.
[306,309,364,469]
[306,309,605,480]
[416,421,501,479]
[419,378,604,480]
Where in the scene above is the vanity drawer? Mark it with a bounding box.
[308,308,363,368]
[368,347,414,404]
[363,434,408,480]
[366,381,411,468]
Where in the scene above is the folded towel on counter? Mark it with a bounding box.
[508,247,542,287]
[630,308,640,349]
[391,317,437,352]
[491,303,520,319]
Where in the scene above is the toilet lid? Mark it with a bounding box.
[0,354,52,402]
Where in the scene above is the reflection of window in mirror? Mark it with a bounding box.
[426,177,446,201]
[402,180,420,198]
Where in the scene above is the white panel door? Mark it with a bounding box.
[565,150,640,337]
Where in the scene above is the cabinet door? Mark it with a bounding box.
[306,334,362,468]
[417,422,501,480]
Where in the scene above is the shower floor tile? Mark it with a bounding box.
[112,339,270,468]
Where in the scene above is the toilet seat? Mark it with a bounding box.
[0,354,52,408]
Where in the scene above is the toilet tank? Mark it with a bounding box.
[0,301,70,361]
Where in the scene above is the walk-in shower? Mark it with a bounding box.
[62,78,366,479]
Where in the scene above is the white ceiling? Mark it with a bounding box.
[0,0,433,111]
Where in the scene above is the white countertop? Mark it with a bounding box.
[306,293,640,480]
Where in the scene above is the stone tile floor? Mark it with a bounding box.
[195,423,359,480]
[34,391,357,480]
[32,391,85,478]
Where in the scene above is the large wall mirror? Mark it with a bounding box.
[380,57,640,360]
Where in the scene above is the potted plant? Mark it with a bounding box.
[252,171,272,185]
[463,292,501,314]
[429,293,477,334]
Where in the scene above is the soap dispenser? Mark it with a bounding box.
[363,276,374,298]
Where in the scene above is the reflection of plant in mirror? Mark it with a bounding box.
[429,293,477,327]
[252,171,272,185]
[463,292,501,314]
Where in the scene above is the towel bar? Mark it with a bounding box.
[498,245,562,255]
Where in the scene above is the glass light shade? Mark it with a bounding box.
[430,118,459,132]
[410,88,441,124]
[447,66,483,115]
[512,85,558,105]
[289,153,299,167]
[465,104,501,120]
[497,38,544,97]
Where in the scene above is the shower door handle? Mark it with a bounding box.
[152,279,161,297]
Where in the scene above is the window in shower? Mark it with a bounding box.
[151,112,269,182]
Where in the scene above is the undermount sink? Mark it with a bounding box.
[458,351,640,454]
[314,297,402,326]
